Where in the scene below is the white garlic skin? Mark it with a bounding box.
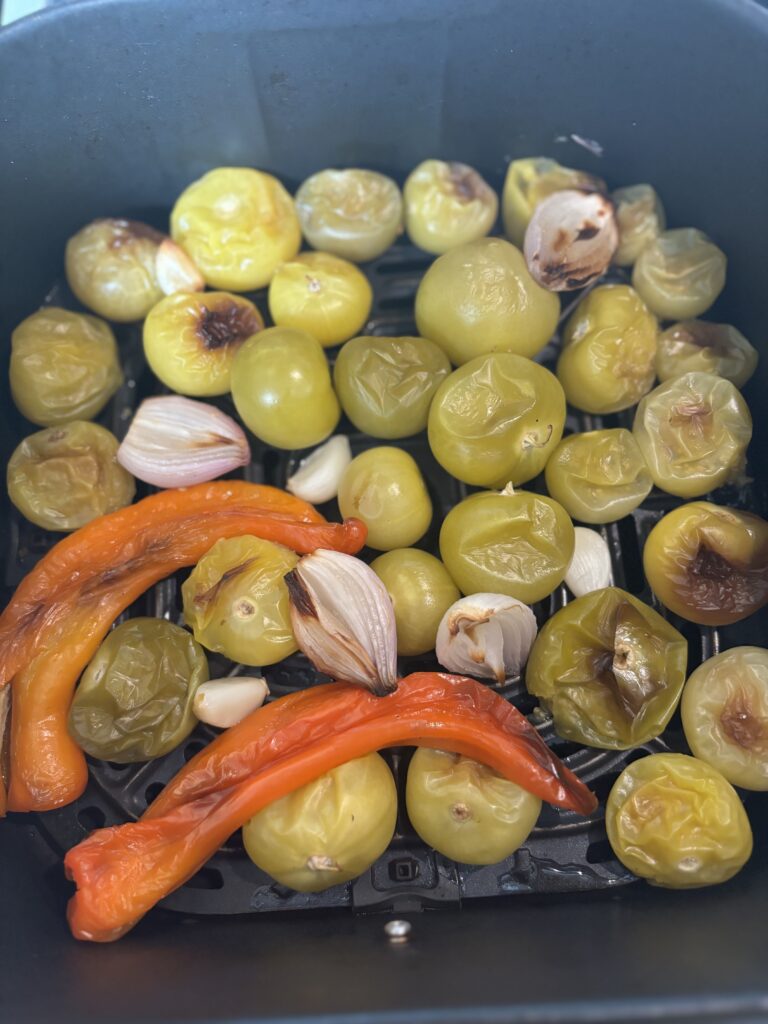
[193,676,269,729]
[564,527,614,597]
[435,593,538,684]
[286,435,352,504]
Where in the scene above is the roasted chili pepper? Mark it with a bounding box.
[66,671,596,942]
[0,482,366,813]
[0,482,328,683]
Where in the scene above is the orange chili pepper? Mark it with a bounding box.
[0,482,366,813]
[0,481,326,685]
[65,672,597,942]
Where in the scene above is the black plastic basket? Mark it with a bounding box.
[2,1,768,1021]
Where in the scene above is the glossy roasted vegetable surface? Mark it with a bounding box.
[4,175,766,924]
[526,588,688,749]
[606,753,753,888]
[68,617,208,763]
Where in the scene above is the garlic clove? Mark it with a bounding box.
[117,395,251,488]
[286,549,398,695]
[564,527,614,597]
[436,594,538,684]
[286,435,352,504]
[193,676,269,729]
[155,238,205,295]
[524,188,618,291]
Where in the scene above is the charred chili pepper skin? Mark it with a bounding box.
[0,482,366,813]
[0,482,331,685]
[65,672,597,942]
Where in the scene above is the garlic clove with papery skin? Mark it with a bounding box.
[285,549,398,696]
[193,676,269,729]
[286,435,352,504]
[564,527,614,597]
[435,594,538,684]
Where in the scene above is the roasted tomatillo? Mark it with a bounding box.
[68,618,208,763]
[681,647,768,791]
[406,747,541,865]
[643,502,768,626]
[182,536,299,666]
[526,588,687,749]
[439,488,574,603]
[242,753,397,891]
[606,753,752,888]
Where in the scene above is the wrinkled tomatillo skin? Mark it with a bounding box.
[65,218,202,323]
[606,753,752,888]
[295,168,403,263]
[68,617,208,764]
[10,308,123,427]
[334,335,451,439]
[439,489,574,604]
[681,647,768,791]
[414,237,560,364]
[557,284,657,415]
[545,428,652,524]
[632,228,726,321]
[171,167,301,290]
[655,320,758,389]
[643,502,768,626]
[428,352,566,488]
[611,184,666,267]
[403,159,498,255]
[525,587,687,749]
[633,372,751,498]
[182,535,299,667]
[7,421,135,532]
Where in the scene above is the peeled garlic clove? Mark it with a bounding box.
[524,188,618,291]
[117,395,251,487]
[155,237,205,295]
[285,549,397,695]
[193,676,269,729]
[565,527,613,597]
[435,594,538,684]
[286,435,352,504]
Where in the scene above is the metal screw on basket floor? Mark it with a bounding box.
[384,919,412,944]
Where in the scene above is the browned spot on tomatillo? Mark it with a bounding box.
[194,558,256,607]
[448,163,484,202]
[686,544,768,614]
[673,322,732,359]
[669,401,712,433]
[196,302,262,351]
[691,545,734,583]
[720,689,768,752]
[104,218,166,247]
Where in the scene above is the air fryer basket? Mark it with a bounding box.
[2,1,768,1022]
